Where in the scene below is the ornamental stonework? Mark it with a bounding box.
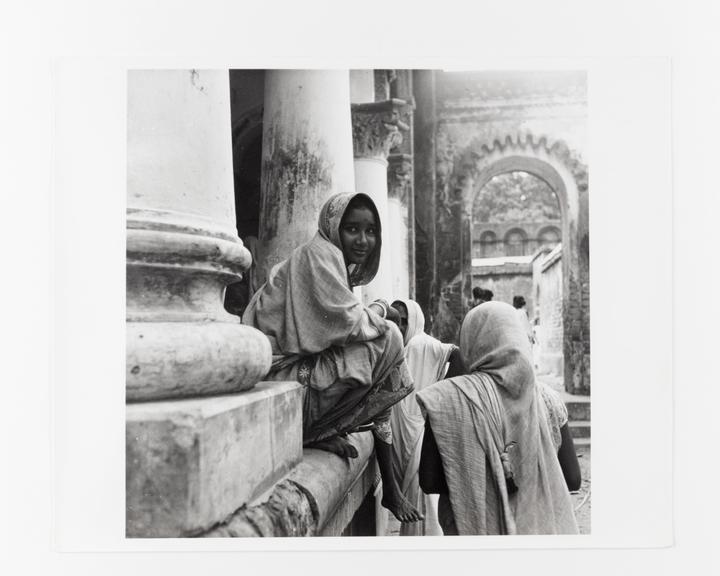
[387,153,412,202]
[351,99,410,160]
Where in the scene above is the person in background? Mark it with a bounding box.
[388,299,465,535]
[513,295,535,345]
[472,287,494,307]
[243,192,423,524]
[417,302,579,535]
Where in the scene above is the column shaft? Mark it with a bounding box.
[258,70,355,283]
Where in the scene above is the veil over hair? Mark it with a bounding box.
[243,192,387,355]
[317,192,382,288]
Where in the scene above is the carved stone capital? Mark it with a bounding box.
[387,153,413,202]
[351,99,409,160]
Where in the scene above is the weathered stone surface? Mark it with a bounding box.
[201,433,377,537]
[258,70,356,285]
[289,432,375,534]
[126,381,302,537]
[351,99,409,160]
[204,480,316,537]
[126,321,272,401]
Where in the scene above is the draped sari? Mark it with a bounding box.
[243,192,413,444]
[416,302,578,535]
[389,299,455,536]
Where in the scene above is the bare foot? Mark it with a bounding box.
[308,436,359,459]
[382,492,424,523]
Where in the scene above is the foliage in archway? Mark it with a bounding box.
[473,171,561,224]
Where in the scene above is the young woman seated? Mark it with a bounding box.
[243,192,422,524]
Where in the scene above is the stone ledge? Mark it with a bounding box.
[126,381,302,537]
[202,432,376,537]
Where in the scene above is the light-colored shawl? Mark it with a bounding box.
[391,299,455,535]
[417,301,578,535]
[243,192,388,356]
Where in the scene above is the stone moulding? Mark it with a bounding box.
[126,207,252,324]
[126,208,252,275]
[463,132,588,192]
[351,99,410,160]
[126,322,272,401]
[126,206,272,401]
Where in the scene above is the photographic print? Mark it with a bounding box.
[125,69,590,538]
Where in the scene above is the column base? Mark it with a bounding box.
[126,321,271,401]
[126,381,302,537]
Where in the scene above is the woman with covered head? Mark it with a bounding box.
[388,299,464,535]
[416,301,579,535]
[243,192,423,524]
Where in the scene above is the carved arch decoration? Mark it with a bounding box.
[448,132,590,393]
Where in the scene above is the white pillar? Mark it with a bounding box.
[126,69,271,401]
[351,99,408,304]
[387,154,413,300]
[258,70,355,283]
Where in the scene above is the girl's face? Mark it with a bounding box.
[339,206,377,266]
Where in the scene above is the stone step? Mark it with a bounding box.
[568,420,591,439]
[126,381,303,537]
[560,392,591,421]
[573,437,591,448]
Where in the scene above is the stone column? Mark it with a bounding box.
[411,70,438,332]
[387,154,413,300]
[126,69,271,401]
[387,70,416,301]
[257,70,355,283]
[126,71,300,538]
[351,99,409,303]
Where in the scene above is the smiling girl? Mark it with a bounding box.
[243,192,422,525]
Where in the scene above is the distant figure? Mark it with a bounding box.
[513,295,534,345]
[472,287,494,307]
[388,299,464,536]
[531,313,541,369]
[243,192,422,524]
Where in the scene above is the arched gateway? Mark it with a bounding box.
[449,133,589,393]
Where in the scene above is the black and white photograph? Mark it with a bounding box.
[125,69,591,538]
[10,0,717,573]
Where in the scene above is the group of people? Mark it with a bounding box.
[241,192,581,536]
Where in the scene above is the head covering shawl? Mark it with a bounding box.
[390,299,455,536]
[243,192,385,356]
[317,192,381,287]
[394,298,425,347]
[417,301,578,535]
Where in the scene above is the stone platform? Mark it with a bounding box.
[126,381,302,537]
[203,432,378,537]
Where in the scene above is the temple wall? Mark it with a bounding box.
[533,246,564,380]
[415,70,589,392]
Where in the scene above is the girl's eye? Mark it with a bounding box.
[367,228,376,235]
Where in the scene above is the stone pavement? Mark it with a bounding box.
[385,445,591,536]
